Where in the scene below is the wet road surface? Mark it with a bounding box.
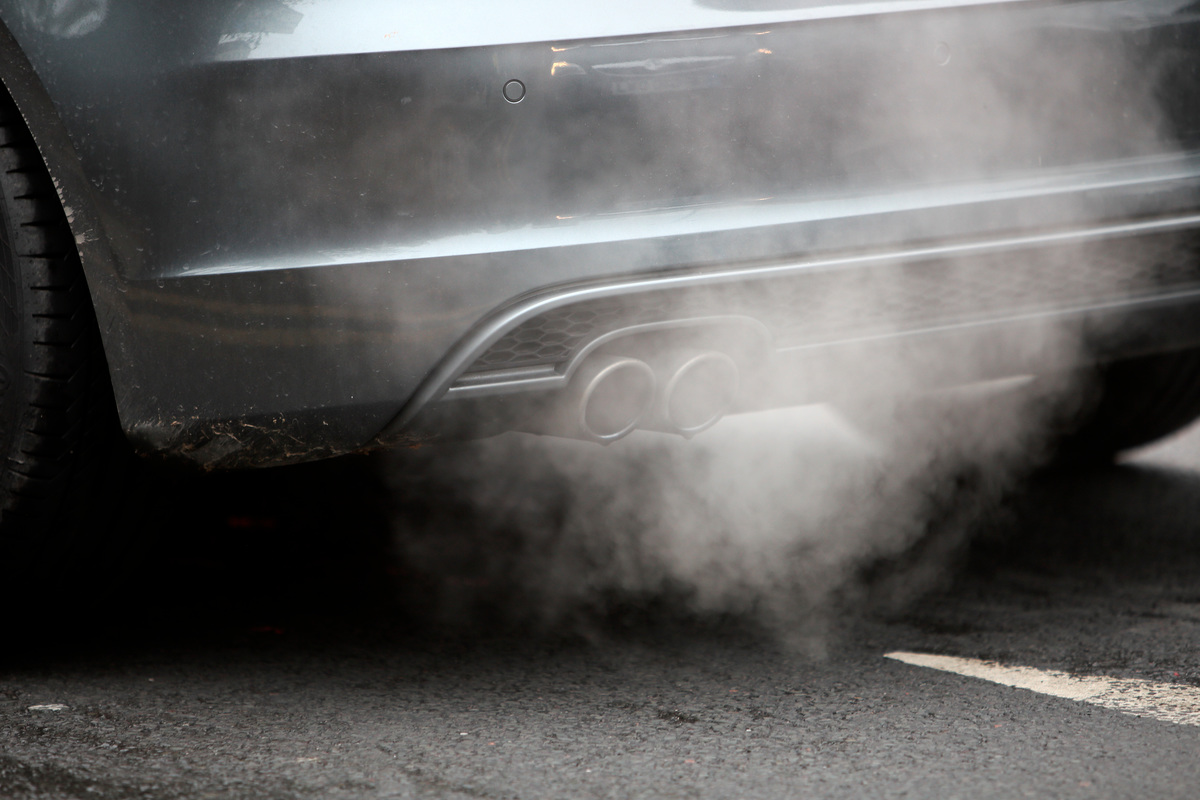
[3,408,1200,799]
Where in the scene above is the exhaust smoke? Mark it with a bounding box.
[382,372,1074,651]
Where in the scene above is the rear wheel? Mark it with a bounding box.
[0,92,133,596]
[839,347,1200,467]
[1052,348,1200,462]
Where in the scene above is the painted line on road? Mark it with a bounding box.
[885,651,1200,727]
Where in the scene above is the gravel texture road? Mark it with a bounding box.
[3,407,1199,799]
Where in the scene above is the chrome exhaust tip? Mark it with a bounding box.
[576,355,657,442]
[647,351,740,438]
[519,355,656,444]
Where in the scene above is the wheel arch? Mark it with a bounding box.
[0,13,135,407]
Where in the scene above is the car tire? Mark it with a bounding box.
[1051,348,1200,463]
[0,92,135,596]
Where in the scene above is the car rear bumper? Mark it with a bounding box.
[124,185,1200,467]
[2,0,1197,466]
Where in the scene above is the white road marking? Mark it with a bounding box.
[27,703,68,712]
[885,651,1200,727]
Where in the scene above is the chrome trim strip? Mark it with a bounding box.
[444,315,771,399]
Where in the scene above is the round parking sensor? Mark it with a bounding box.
[502,79,526,103]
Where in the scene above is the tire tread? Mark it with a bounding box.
[0,88,136,594]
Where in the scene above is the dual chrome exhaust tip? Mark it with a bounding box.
[520,350,740,444]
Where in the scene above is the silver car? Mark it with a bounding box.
[0,0,1198,581]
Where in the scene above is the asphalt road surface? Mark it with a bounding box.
[3,406,1200,799]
